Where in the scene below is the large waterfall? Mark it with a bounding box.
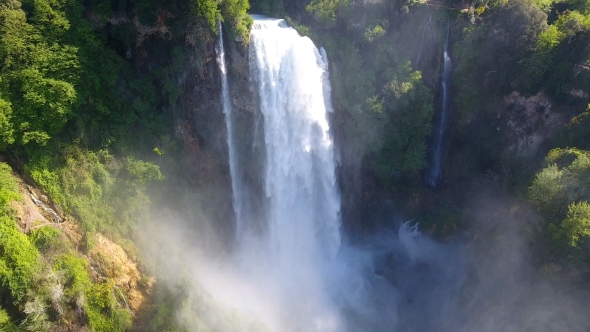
[212,16,345,331]
[426,28,452,187]
[249,15,341,260]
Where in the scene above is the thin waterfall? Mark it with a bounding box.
[426,26,452,187]
[215,21,245,235]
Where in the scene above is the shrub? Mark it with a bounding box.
[26,146,163,239]
[0,216,41,304]
[29,227,63,252]
[86,280,132,332]
[53,254,131,331]
[21,296,52,331]
[557,105,590,150]
[53,254,91,299]
[529,148,590,221]
[557,201,590,249]
[0,163,19,211]
[0,306,19,331]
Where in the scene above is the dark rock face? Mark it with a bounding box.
[172,44,235,235]
[224,32,267,234]
[88,6,238,234]
[169,24,264,239]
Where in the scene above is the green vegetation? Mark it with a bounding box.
[454,0,590,107]
[441,0,590,266]
[306,0,348,21]
[0,215,41,304]
[53,254,131,331]
[0,162,134,330]
[558,104,590,150]
[0,163,18,209]
[305,0,590,267]
[0,0,251,329]
[0,163,38,308]
[26,145,163,241]
[558,201,590,248]
[297,1,437,191]
[221,0,254,42]
[29,226,63,253]
[366,62,433,181]
[529,148,590,260]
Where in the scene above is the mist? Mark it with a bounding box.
[137,184,590,332]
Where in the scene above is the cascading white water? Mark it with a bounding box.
[203,16,345,331]
[426,28,452,187]
[210,15,343,331]
[249,15,341,260]
[216,21,246,235]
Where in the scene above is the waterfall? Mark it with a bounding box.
[215,21,246,235]
[426,27,452,187]
[249,15,341,259]
[208,15,343,330]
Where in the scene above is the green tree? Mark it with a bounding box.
[306,0,348,21]
[0,94,15,149]
[558,105,590,150]
[565,0,590,14]
[557,201,590,248]
[0,216,41,304]
[0,3,80,147]
[544,11,590,97]
[220,0,253,42]
[530,148,590,221]
[192,0,220,31]
[368,62,433,179]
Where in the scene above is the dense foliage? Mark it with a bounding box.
[529,148,590,260]
[0,163,135,331]
[303,0,590,265]
[26,145,163,241]
[300,1,437,188]
[0,0,250,330]
[444,0,590,262]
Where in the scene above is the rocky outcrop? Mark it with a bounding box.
[88,233,152,312]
